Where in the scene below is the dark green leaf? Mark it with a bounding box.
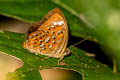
[0,31,119,80]
[0,0,97,40]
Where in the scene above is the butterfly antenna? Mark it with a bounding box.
[70,36,91,47]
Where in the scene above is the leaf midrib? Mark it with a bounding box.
[51,0,95,29]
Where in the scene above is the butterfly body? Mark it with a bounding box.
[23,8,70,60]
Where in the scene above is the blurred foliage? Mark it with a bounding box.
[0,0,120,80]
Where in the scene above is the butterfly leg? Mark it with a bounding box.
[58,48,70,65]
[58,54,65,65]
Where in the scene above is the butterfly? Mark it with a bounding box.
[23,8,70,64]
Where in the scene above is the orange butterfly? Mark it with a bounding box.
[23,8,70,64]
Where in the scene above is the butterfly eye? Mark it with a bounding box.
[64,48,70,56]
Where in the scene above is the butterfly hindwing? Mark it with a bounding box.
[24,8,69,58]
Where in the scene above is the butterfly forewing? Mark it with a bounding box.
[23,8,69,58]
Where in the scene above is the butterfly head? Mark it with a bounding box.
[64,48,70,56]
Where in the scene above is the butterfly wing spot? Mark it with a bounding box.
[40,43,45,47]
[56,30,63,36]
[57,21,64,25]
[51,31,54,34]
[53,22,57,25]
[28,31,44,39]
[44,37,51,43]
[53,21,64,26]
[33,33,38,36]
[48,44,52,48]
[57,36,63,43]
[47,27,50,30]
[38,40,42,43]
[52,40,55,43]
[52,35,56,39]
[41,47,46,50]
[51,25,55,28]
[62,27,66,29]
[42,35,45,37]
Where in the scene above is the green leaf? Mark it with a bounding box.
[0,31,119,80]
[0,0,97,40]
[0,0,120,62]
[5,65,42,80]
